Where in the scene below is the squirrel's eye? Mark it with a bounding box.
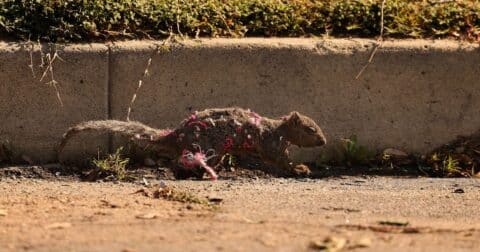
[308,127,316,133]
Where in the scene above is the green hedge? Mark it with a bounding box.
[0,0,479,42]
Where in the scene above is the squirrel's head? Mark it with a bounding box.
[281,111,326,147]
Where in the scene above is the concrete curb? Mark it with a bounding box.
[0,42,109,163]
[1,39,479,163]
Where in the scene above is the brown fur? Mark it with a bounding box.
[58,107,326,179]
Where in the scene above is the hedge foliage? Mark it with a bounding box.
[0,0,479,42]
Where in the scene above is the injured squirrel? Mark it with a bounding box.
[58,107,326,180]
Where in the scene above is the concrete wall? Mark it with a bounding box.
[0,42,109,163]
[1,39,479,163]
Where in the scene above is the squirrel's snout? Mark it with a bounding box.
[317,138,326,146]
[318,135,327,146]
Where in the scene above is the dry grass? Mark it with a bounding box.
[90,147,130,181]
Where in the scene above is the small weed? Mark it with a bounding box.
[314,136,372,168]
[156,186,209,205]
[426,152,471,177]
[341,135,371,166]
[442,155,462,176]
[90,147,131,181]
[225,153,236,168]
[378,220,409,227]
[314,152,329,168]
[218,153,237,170]
[134,184,219,209]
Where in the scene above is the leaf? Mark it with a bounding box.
[136,213,159,219]
[378,220,409,227]
[310,236,347,251]
[46,222,72,229]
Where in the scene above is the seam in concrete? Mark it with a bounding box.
[107,45,113,153]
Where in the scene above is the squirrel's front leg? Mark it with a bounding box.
[274,149,311,177]
[259,140,311,177]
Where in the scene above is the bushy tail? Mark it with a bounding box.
[57,120,163,157]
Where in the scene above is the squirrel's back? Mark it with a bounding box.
[57,120,161,153]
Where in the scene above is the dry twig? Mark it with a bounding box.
[39,48,64,107]
[355,0,386,80]
[126,36,174,121]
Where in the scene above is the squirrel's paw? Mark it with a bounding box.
[293,164,311,177]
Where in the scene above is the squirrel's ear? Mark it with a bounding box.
[287,111,302,125]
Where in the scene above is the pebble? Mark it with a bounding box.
[144,158,156,167]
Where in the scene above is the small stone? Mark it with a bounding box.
[455,146,465,154]
[207,196,223,204]
[144,158,156,167]
[142,177,150,187]
[383,148,408,158]
[354,237,372,248]
[453,188,465,193]
[46,222,72,229]
[294,164,311,176]
[136,213,158,219]
[0,209,7,216]
[21,154,33,164]
[310,236,347,251]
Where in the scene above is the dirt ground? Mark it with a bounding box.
[0,170,479,252]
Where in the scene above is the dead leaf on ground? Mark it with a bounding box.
[136,213,159,219]
[207,196,223,204]
[321,207,361,213]
[93,211,113,216]
[337,224,423,234]
[258,232,277,247]
[46,222,72,229]
[349,237,372,249]
[133,188,151,197]
[242,216,265,224]
[383,148,408,158]
[310,236,347,251]
[378,220,409,227]
[100,200,121,208]
[133,185,210,205]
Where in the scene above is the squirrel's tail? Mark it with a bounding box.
[57,120,163,157]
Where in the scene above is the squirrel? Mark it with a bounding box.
[57,107,327,180]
